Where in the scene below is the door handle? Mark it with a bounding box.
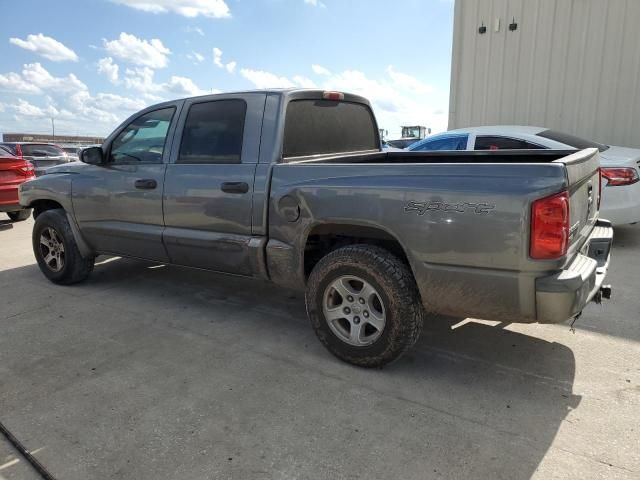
[134,179,157,190]
[221,181,249,194]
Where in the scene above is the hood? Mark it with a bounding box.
[43,161,87,174]
[599,145,640,167]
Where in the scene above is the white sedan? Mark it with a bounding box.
[407,126,640,226]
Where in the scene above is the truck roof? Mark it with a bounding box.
[147,88,372,111]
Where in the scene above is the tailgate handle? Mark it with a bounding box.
[134,179,157,190]
[221,182,249,194]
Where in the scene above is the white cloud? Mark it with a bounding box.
[240,69,295,89]
[386,65,433,94]
[293,75,317,88]
[236,64,446,136]
[187,51,205,64]
[185,26,204,36]
[213,47,224,68]
[311,64,330,76]
[111,0,230,18]
[21,62,87,93]
[165,76,207,96]
[304,0,326,7]
[123,67,207,98]
[213,47,236,73]
[0,71,41,93]
[104,33,171,69]
[0,66,156,135]
[12,99,48,117]
[97,57,119,84]
[9,34,78,62]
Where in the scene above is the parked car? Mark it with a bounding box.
[407,126,640,226]
[60,145,83,159]
[0,142,72,176]
[20,90,613,367]
[0,145,35,221]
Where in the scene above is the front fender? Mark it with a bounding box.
[19,173,74,212]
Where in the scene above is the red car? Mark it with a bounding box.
[0,145,35,221]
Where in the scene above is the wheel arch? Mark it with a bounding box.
[302,222,413,280]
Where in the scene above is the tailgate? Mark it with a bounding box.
[553,148,600,258]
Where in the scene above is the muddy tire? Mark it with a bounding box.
[306,245,424,368]
[32,209,94,285]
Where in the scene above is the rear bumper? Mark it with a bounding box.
[535,220,613,323]
[0,203,24,212]
[0,183,20,211]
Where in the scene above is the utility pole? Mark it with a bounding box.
[51,117,55,142]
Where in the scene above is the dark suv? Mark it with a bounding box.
[0,143,72,176]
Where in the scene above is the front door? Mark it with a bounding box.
[72,105,180,261]
[162,94,265,275]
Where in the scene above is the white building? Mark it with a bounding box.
[449,0,640,148]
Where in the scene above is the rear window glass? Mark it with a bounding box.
[283,100,378,158]
[0,144,17,155]
[475,136,543,150]
[409,135,468,151]
[21,144,64,157]
[536,129,609,152]
[178,99,246,164]
[0,145,15,156]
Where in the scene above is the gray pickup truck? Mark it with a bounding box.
[19,89,613,367]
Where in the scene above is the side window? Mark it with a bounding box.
[411,135,468,151]
[110,108,175,164]
[475,136,543,150]
[177,99,246,164]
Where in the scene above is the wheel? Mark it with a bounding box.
[306,245,424,367]
[7,209,32,222]
[32,209,94,285]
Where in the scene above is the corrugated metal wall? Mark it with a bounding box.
[449,0,640,148]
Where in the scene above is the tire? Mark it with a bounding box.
[7,209,32,222]
[32,209,94,285]
[306,245,424,368]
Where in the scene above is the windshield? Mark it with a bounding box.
[536,129,609,152]
[402,127,422,138]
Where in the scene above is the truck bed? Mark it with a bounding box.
[286,149,576,165]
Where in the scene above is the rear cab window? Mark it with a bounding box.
[283,100,378,159]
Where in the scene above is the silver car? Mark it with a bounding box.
[0,142,72,176]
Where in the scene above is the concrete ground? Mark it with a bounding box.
[0,217,638,480]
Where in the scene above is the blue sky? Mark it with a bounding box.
[0,0,454,138]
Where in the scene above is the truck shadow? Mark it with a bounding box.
[1,258,580,479]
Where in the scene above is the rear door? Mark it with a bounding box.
[72,104,180,260]
[162,93,265,275]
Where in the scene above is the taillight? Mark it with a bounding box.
[530,190,570,260]
[600,167,639,186]
[322,91,344,101]
[18,161,35,178]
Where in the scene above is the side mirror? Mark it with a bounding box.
[81,147,104,165]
